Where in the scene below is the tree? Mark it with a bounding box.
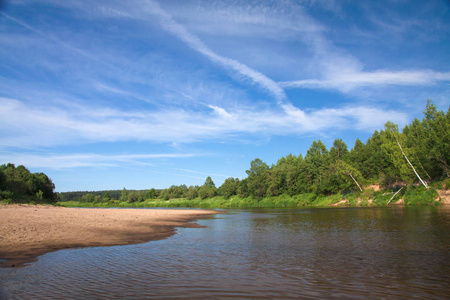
[81,193,95,203]
[382,121,428,188]
[423,100,449,178]
[103,192,111,201]
[127,191,141,203]
[186,185,199,200]
[246,159,269,198]
[237,178,249,198]
[218,177,239,199]
[199,177,217,199]
[204,176,216,189]
[146,188,157,199]
[330,139,349,161]
[120,188,128,202]
[403,119,432,180]
[363,130,390,180]
[0,169,6,191]
[305,140,330,192]
[336,160,363,192]
[0,163,56,203]
[93,195,102,203]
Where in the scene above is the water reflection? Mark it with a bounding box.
[0,207,449,299]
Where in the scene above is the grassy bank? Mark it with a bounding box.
[56,185,444,209]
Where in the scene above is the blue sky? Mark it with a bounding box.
[0,0,449,192]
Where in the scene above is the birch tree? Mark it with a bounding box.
[382,122,429,189]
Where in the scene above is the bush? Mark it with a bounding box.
[0,190,13,201]
[404,186,439,205]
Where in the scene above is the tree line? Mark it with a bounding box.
[148,100,448,200]
[60,100,448,205]
[0,163,56,203]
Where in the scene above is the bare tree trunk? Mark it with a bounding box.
[414,153,431,180]
[396,139,429,189]
[348,172,363,192]
[387,186,404,205]
[340,162,363,192]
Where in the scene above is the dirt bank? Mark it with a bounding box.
[0,205,218,267]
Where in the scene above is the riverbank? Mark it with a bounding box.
[57,186,448,209]
[0,204,218,267]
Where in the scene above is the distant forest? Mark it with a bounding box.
[58,100,448,204]
[1,100,448,205]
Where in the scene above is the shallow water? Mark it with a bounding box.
[1,206,449,299]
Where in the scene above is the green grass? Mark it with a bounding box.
[403,186,439,206]
[55,182,445,209]
[56,193,342,208]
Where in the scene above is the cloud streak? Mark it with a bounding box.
[141,0,286,101]
[0,97,408,148]
[279,70,450,92]
[0,152,199,170]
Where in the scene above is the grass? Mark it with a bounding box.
[55,180,446,209]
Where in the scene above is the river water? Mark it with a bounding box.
[1,207,449,299]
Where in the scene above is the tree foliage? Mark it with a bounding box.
[0,163,56,203]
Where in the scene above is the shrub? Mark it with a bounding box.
[403,186,439,205]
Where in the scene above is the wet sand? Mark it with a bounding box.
[0,204,218,267]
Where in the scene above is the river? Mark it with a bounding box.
[1,206,449,299]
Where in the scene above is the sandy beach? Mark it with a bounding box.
[0,204,218,267]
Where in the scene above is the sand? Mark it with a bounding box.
[0,204,218,267]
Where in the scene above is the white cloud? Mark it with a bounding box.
[0,97,408,149]
[0,152,198,170]
[279,70,450,92]
[140,0,286,101]
[207,105,233,119]
[175,168,229,179]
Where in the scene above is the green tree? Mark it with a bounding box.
[0,169,6,191]
[219,177,239,199]
[36,190,44,202]
[0,163,56,203]
[363,130,390,180]
[305,140,330,192]
[146,188,157,199]
[330,139,349,161]
[422,100,449,178]
[246,158,269,198]
[127,191,142,203]
[186,185,199,200]
[103,192,111,201]
[204,177,216,188]
[237,178,249,198]
[382,121,428,188]
[81,193,95,203]
[198,177,217,199]
[120,188,128,202]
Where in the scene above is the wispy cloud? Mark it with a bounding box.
[279,70,450,92]
[141,0,286,101]
[0,97,409,149]
[175,168,230,179]
[0,152,199,169]
[0,12,118,70]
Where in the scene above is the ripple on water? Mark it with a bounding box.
[0,207,449,299]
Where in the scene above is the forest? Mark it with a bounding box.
[57,100,449,208]
[1,100,448,207]
[0,163,57,203]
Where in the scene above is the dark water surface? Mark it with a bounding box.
[1,207,449,299]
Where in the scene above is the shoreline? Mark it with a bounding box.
[56,187,450,209]
[0,204,219,268]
